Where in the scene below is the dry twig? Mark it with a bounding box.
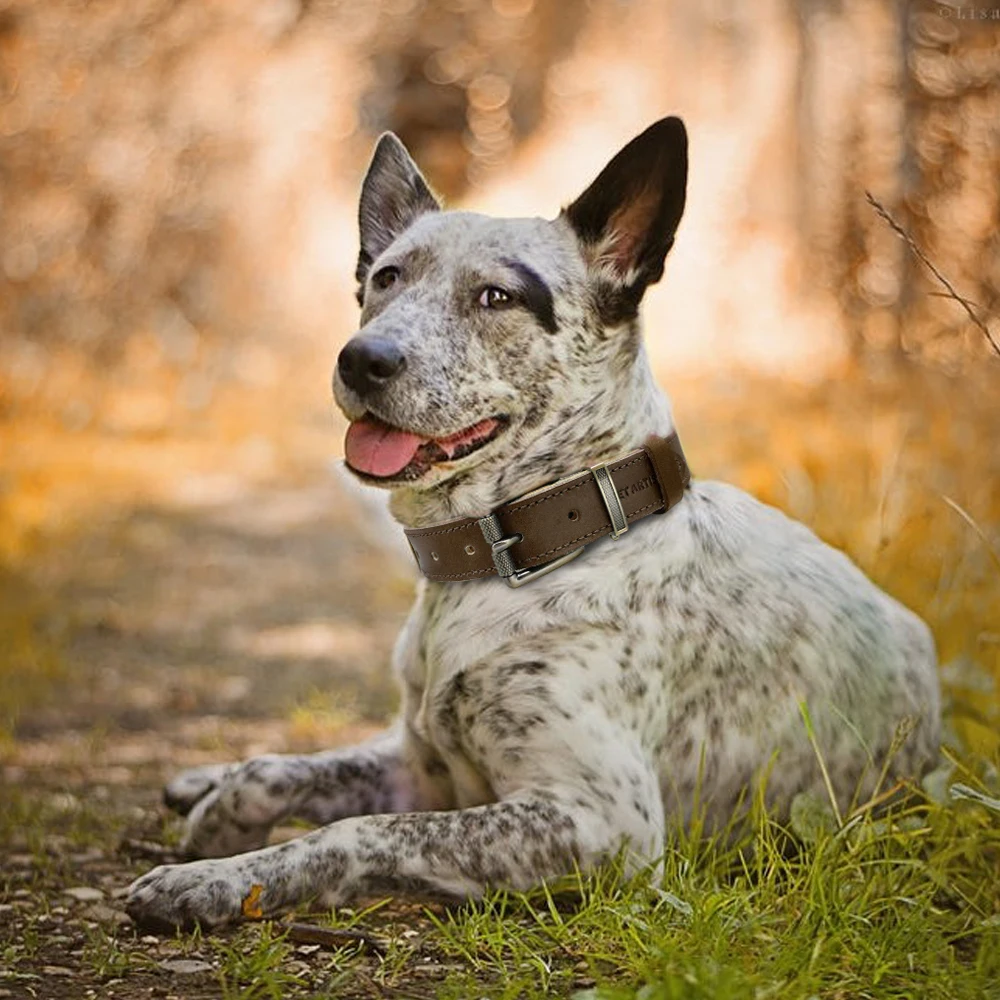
[865,191,1000,359]
[941,495,1000,575]
[283,920,387,956]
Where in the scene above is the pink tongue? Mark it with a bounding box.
[345,419,427,477]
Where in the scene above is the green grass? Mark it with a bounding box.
[3,756,998,998]
[415,776,1000,999]
[189,759,1000,999]
[216,924,299,1000]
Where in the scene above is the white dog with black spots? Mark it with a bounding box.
[127,118,940,930]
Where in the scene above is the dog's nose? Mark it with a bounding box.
[336,336,406,396]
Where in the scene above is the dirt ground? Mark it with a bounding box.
[0,347,439,998]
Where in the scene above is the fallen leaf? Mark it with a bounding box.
[950,783,1000,814]
[241,883,264,919]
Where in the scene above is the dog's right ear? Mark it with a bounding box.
[356,133,441,302]
[563,117,687,324]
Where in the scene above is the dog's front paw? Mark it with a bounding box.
[177,755,303,859]
[164,763,234,816]
[181,787,271,859]
[125,859,254,932]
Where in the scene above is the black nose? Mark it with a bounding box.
[336,336,406,397]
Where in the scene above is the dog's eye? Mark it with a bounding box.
[478,286,513,310]
[372,266,400,291]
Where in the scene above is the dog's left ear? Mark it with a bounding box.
[356,133,441,299]
[563,116,687,321]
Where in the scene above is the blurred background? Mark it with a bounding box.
[0,0,998,780]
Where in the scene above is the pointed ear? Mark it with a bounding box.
[356,133,441,294]
[563,117,687,321]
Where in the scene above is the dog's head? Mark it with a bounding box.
[333,118,687,523]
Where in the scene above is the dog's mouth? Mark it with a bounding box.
[344,413,508,482]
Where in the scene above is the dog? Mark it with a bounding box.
[126,117,940,930]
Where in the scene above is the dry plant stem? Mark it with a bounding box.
[283,921,386,956]
[847,780,909,821]
[941,495,1000,575]
[797,700,844,827]
[865,191,1000,359]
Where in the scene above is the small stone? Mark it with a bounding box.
[64,886,105,903]
[43,966,75,977]
[70,848,105,864]
[160,959,213,975]
[83,903,131,927]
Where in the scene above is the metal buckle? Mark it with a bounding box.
[477,513,585,588]
[476,457,629,588]
[590,460,629,538]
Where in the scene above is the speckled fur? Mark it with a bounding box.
[126,122,940,930]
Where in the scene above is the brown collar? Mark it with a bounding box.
[403,433,691,587]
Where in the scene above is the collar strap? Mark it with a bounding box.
[403,432,691,587]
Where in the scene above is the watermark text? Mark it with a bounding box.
[938,6,1000,18]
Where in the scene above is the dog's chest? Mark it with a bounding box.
[398,525,692,803]
[404,581,554,754]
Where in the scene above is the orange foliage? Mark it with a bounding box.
[1,352,997,755]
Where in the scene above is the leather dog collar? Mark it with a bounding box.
[404,433,690,587]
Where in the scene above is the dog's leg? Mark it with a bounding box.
[174,727,450,859]
[127,650,666,929]
[127,788,641,930]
